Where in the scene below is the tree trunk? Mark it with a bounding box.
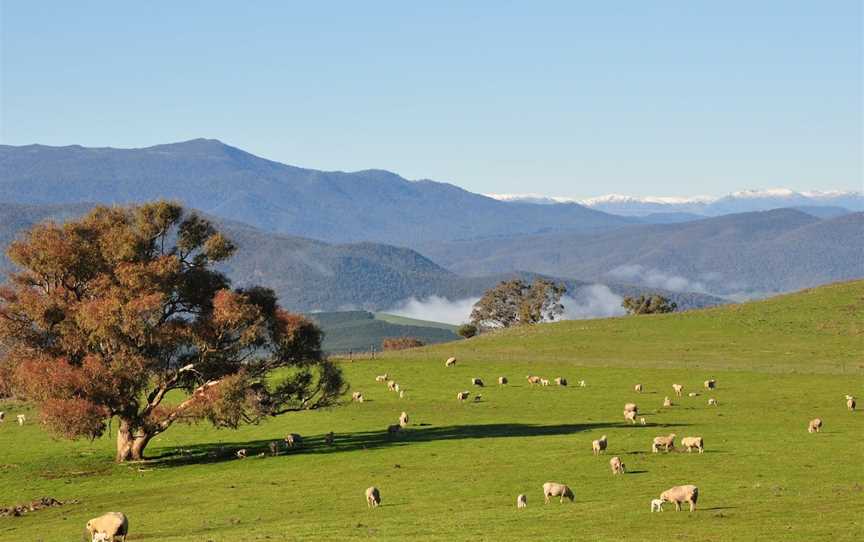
[115,418,154,462]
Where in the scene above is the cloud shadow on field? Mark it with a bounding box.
[147,421,671,468]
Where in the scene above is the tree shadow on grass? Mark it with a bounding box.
[147,421,654,468]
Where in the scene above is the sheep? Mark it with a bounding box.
[526,375,541,385]
[681,436,704,453]
[554,377,568,386]
[672,384,683,397]
[650,498,664,512]
[85,512,129,542]
[708,398,718,406]
[659,484,699,512]
[652,433,676,453]
[457,391,470,402]
[365,486,381,507]
[542,482,574,504]
[704,379,716,389]
[352,391,364,402]
[235,449,247,459]
[399,411,409,427]
[640,417,647,426]
[399,390,405,399]
[386,424,401,435]
[578,380,586,387]
[16,414,25,425]
[325,432,335,446]
[540,378,550,387]
[268,441,280,456]
[624,410,637,425]
[387,380,397,391]
[394,383,401,393]
[663,396,673,407]
[516,494,527,509]
[847,396,856,411]
[592,435,608,455]
[624,402,638,414]
[688,392,699,397]
[472,377,484,387]
[634,384,643,393]
[808,418,823,433]
[445,357,457,367]
[609,456,625,475]
[474,394,482,402]
[498,376,508,385]
[284,433,303,448]
[375,374,389,382]
[0,411,4,422]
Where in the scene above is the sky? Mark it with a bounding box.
[1,1,861,197]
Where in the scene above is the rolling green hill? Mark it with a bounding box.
[392,280,864,374]
[309,311,459,353]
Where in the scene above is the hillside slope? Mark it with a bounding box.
[418,209,864,296]
[0,139,632,245]
[309,311,458,353]
[393,280,864,374]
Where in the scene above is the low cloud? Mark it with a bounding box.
[386,296,480,325]
[607,264,708,293]
[561,285,626,320]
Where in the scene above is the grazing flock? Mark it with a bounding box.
[1,354,858,541]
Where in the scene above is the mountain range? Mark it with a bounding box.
[418,209,864,297]
[487,189,864,217]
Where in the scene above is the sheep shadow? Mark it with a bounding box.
[147,421,620,468]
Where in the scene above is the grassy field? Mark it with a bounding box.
[1,281,862,541]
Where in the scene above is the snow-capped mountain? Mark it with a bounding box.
[485,189,864,217]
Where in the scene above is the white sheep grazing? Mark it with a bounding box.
[516,493,527,509]
[624,402,638,413]
[235,449,247,459]
[365,486,381,507]
[526,375,541,385]
[650,498,664,512]
[708,398,718,406]
[540,378,550,387]
[352,391,364,402]
[85,512,129,542]
[445,357,457,367]
[659,484,699,512]
[688,392,699,397]
[375,374,389,382]
[0,411,4,422]
[578,380,586,387]
[394,383,401,393]
[542,482,574,504]
[457,391,470,402]
[808,418,823,433]
[652,433,676,453]
[399,411,409,427]
[609,456,625,475]
[704,379,716,389]
[681,436,704,453]
[498,376,508,385]
[672,384,683,397]
[387,380,397,391]
[399,390,405,399]
[16,414,25,426]
[634,384,643,393]
[847,397,856,411]
[624,410,637,425]
[554,377,567,386]
[663,397,673,407]
[474,394,482,402]
[592,435,608,455]
[640,417,647,425]
[284,433,303,448]
[472,377,484,387]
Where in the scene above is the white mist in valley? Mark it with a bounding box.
[387,285,626,325]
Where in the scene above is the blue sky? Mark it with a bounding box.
[1,1,861,197]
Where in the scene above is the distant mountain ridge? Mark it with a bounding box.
[487,189,863,217]
[418,209,864,297]
[0,139,634,246]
